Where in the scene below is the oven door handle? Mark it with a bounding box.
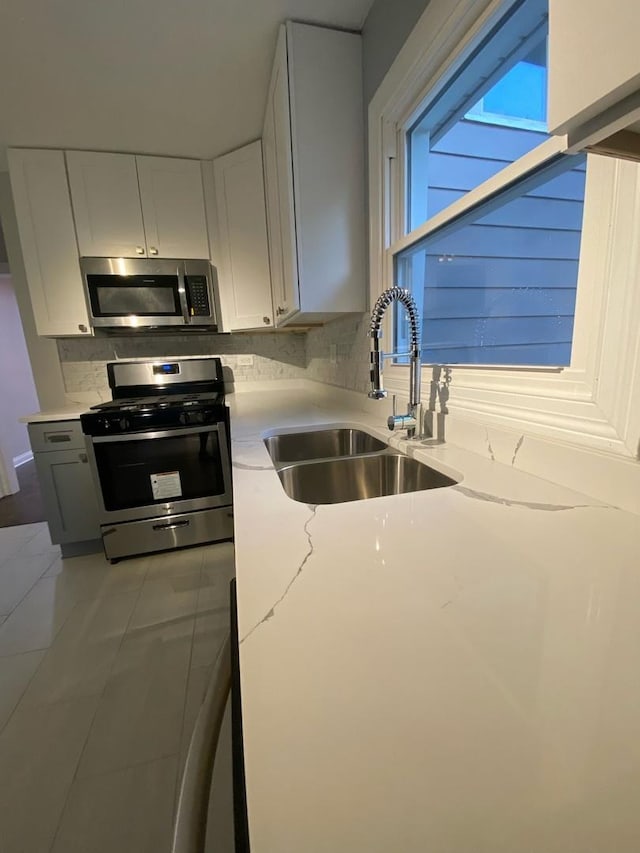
[90,424,224,443]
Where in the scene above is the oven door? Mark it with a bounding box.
[88,422,232,524]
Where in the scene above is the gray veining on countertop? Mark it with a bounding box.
[228,382,640,853]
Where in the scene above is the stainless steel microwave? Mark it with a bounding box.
[80,257,218,331]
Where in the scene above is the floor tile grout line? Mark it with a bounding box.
[0,644,50,659]
[47,752,183,853]
[176,552,206,766]
[0,536,56,573]
[0,557,151,736]
[0,524,44,557]
[0,539,218,851]
[50,550,204,850]
[0,548,62,626]
[47,555,153,852]
[171,550,208,820]
[75,749,183,784]
[0,551,84,738]
[0,649,48,739]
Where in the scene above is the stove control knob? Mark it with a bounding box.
[117,417,130,431]
[179,412,188,426]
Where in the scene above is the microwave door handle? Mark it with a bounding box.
[178,263,191,323]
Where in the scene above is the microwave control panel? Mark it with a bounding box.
[185,276,211,317]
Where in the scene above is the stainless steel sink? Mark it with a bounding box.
[277,452,457,505]
[264,428,387,466]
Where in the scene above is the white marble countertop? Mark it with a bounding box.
[229,382,640,853]
[20,404,89,424]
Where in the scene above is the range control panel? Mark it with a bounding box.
[185,276,211,317]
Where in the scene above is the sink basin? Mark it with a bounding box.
[264,428,387,466]
[277,453,457,505]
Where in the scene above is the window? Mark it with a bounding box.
[396,153,586,366]
[398,0,587,369]
[407,0,550,231]
[369,0,640,457]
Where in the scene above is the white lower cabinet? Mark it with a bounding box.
[212,141,274,331]
[262,22,366,326]
[28,421,100,545]
[8,149,92,337]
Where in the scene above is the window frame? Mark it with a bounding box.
[369,0,640,457]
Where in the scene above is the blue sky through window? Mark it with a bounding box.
[466,43,548,130]
[484,61,547,122]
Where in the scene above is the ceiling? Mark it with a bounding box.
[0,0,373,171]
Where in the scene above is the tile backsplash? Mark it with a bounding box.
[305,313,370,394]
[57,331,307,399]
[57,316,371,400]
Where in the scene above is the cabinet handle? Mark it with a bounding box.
[135,246,145,255]
[263,316,271,325]
[78,324,88,333]
[276,306,286,316]
[79,453,88,463]
[149,247,158,255]
[46,433,71,443]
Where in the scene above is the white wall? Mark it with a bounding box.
[0,274,39,495]
[362,0,431,106]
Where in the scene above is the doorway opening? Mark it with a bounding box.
[0,216,44,525]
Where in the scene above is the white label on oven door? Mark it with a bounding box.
[151,471,182,501]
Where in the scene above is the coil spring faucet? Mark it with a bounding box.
[368,285,424,439]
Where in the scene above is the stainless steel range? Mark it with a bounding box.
[81,357,233,562]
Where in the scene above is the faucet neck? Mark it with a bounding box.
[368,285,422,409]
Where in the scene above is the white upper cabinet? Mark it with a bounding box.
[67,151,210,258]
[67,151,147,257]
[213,141,273,331]
[137,156,209,258]
[8,148,91,337]
[262,22,365,327]
[264,26,300,325]
[549,0,640,155]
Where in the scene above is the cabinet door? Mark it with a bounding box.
[7,149,92,337]
[67,151,147,257]
[263,90,286,325]
[32,447,100,544]
[287,23,365,315]
[213,142,273,331]
[264,26,300,326]
[548,0,640,139]
[137,156,210,259]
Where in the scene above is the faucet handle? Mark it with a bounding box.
[387,395,418,433]
[387,395,399,431]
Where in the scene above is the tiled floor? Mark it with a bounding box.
[0,522,235,853]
